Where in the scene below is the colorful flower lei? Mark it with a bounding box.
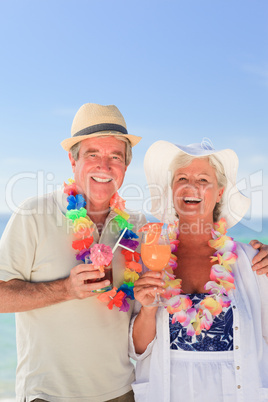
[162,218,237,336]
[64,179,142,312]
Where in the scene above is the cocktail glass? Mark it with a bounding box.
[141,227,171,306]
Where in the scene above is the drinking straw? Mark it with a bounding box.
[112,227,134,254]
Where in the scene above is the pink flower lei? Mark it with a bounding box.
[163,218,237,336]
[64,179,142,312]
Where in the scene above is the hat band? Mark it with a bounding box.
[73,123,128,138]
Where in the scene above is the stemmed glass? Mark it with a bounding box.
[141,227,171,306]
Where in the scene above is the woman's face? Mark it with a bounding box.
[172,157,224,221]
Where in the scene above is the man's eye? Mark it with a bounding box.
[200,178,208,182]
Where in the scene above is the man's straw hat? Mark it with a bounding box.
[61,103,141,151]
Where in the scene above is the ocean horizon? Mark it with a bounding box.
[0,213,267,399]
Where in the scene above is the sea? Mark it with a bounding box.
[0,213,267,400]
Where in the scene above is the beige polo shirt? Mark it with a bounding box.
[0,189,146,402]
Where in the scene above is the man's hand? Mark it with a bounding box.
[250,240,268,277]
[65,263,111,299]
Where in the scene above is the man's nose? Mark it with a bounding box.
[98,157,111,171]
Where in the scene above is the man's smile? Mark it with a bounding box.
[91,176,113,183]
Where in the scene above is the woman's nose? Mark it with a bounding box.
[185,180,199,189]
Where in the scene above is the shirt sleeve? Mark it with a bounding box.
[256,274,268,343]
[0,203,37,282]
[239,242,268,344]
[128,312,156,361]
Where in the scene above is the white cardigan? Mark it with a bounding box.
[129,243,268,402]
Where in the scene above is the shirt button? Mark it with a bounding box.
[235,345,239,349]
[237,385,241,389]
[235,326,239,330]
[236,366,240,370]
[233,306,236,309]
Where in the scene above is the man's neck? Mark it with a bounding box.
[87,202,111,235]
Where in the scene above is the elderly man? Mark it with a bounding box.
[0,103,267,402]
[0,103,145,402]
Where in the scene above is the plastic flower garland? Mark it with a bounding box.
[64,179,141,312]
[162,218,237,336]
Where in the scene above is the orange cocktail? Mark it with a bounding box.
[141,244,171,271]
[139,224,171,306]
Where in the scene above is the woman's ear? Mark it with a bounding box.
[217,187,225,203]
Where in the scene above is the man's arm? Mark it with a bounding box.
[0,264,110,313]
[250,241,268,277]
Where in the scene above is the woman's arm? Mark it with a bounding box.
[132,271,165,354]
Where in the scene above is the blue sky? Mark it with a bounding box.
[0,0,267,230]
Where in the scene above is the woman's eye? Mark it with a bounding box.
[200,178,208,182]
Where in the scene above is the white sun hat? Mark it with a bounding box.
[144,140,250,228]
[61,103,142,151]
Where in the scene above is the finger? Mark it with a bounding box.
[134,285,165,298]
[83,279,111,292]
[254,266,268,275]
[252,249,268,266]
[140,271,164,279]
[250,240,262,248]
[135,277,165,289]
[72,264,102,274]
[252,257,268,271]
[78,270,105,283]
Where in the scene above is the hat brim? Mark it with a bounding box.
[144,140,250,228]
[61,131,142,151]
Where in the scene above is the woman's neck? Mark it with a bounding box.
[178,218,214,250]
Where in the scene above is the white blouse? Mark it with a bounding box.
[129,243,268,402]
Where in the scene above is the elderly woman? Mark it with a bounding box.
[129,141,268,402]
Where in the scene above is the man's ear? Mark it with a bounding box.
[68,152,76,173]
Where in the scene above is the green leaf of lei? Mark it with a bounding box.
[114,215,134,230]
[66,207,87,221]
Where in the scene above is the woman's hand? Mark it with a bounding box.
[134,271,165,308]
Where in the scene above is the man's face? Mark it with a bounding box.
[69,136,127,211]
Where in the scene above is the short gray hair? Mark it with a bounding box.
[170,154,227,222]
[70,135,132,166]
